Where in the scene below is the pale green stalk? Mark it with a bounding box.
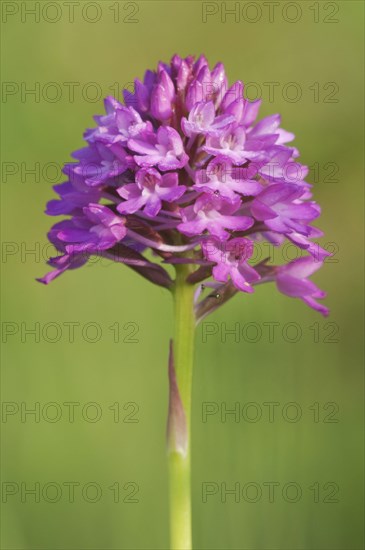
[168,263,196,550]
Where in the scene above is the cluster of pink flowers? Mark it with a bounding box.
[39,54,329,316]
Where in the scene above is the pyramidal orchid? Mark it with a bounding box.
[39,54,329,550]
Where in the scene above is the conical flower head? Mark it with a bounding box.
[39,54,329,316]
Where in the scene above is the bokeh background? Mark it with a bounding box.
[1,1,364,548]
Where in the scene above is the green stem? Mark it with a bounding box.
[168,264,196,550]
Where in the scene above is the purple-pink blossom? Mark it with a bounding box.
[275,257,329,316]
[117,168,185,217]
[202,237,260,293]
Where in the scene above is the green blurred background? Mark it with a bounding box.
[1,1,364,548]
